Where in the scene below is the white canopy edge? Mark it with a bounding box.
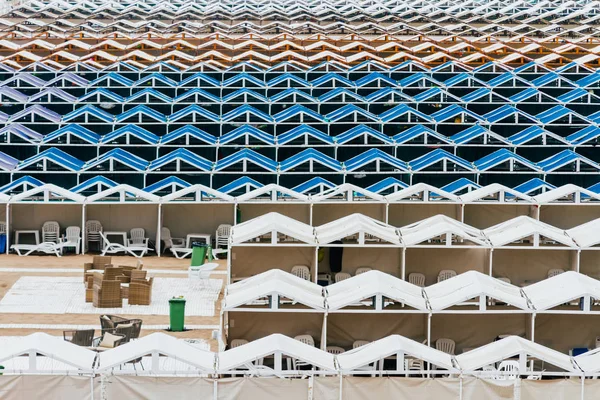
[236,184,309,202]
[425,271,529,311]
[534,184,600,204]
[231,212,317,244]
[456,336,576,372]
[0,332,96,371]
[483,215,578,248]
[385,183,459,202]
[162,184,235,202]
[226,270,600,312]
[567,218,600,248]
[399,214,488,246]
[337,334,455,371]
[326,270,427,311]
[315,213,401,245]
[217,333,336,372]
[459,184,536,204]
[523,271,600,311]
[0,183,597,205]
[97,332,215,372]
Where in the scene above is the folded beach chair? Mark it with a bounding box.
[99,232,148,258]
[11,241,66,257]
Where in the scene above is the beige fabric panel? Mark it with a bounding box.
[313,203,385,225]
[87,204,158,241]
[105,376,213,399]
[231,246,315,278]
[579,251,600,280]
[388,204,460,227]
[313,377,341,400]
[405,248,488,286]
[0,375,93,400]
[431,314,528,353]
[521,379,582,400]
[464,205,532,229]
[327,313,426,348]
[462,377,515,400]
[534,314,600,353]
[492,249,574,285]
[239,204,310,224]
[162,204,234,239]
[341,377,459,400]
[540,205,600,229]
[317,247,400,277]
[228,311,324,343]
[584,380,600,399]
[10,204,82,232]
[217,377,308,400]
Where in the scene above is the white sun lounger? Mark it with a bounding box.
[99,232,148,258]
[10,241,66,257]
[171,247,227,259]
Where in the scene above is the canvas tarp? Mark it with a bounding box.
[326,313,426,349]
[312,203,386,226]
[431,314,529,353]
[161,203,234,240]
[491,249,575,286]
[230,246,315,279]
[217,377,309,400]
[540,205,600,230]
[86,203,159,244]
[10,203,82,235]
[103,376,213,400]
[227,311,324,344]
[0,375,96,400]
[464,204,534,229]
[405,247,489,285]
[238,203,310,224]
[387,203,460,227]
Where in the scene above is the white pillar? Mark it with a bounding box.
[156,203,162,256]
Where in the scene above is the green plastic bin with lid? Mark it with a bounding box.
[190,246,207,266]
[169,297,186,332]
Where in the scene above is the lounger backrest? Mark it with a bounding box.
[66,226,80,241]
[130,228,146,244]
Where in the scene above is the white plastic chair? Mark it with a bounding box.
[547,268,565,278]
[437,270,457,283]
[326,346,345,355]
[0,221,6,234]
[161,227,185,250]
[435,338,456,355]
[335,272,351,283]
[496,360,520,380]
[409,273,426,287]
[85,220,103,251]
[42,221,60,243]
[291,265,311,281]
[404,359,425,378]
[216,224,232,249]
[355,267,372,275]
[128,228,149,247]
[62,226,81,254]
[293,335,315,370]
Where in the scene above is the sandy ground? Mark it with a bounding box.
[0,254,226,349]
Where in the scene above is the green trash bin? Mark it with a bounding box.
[190,246,207,266]
[169,297,186,332]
